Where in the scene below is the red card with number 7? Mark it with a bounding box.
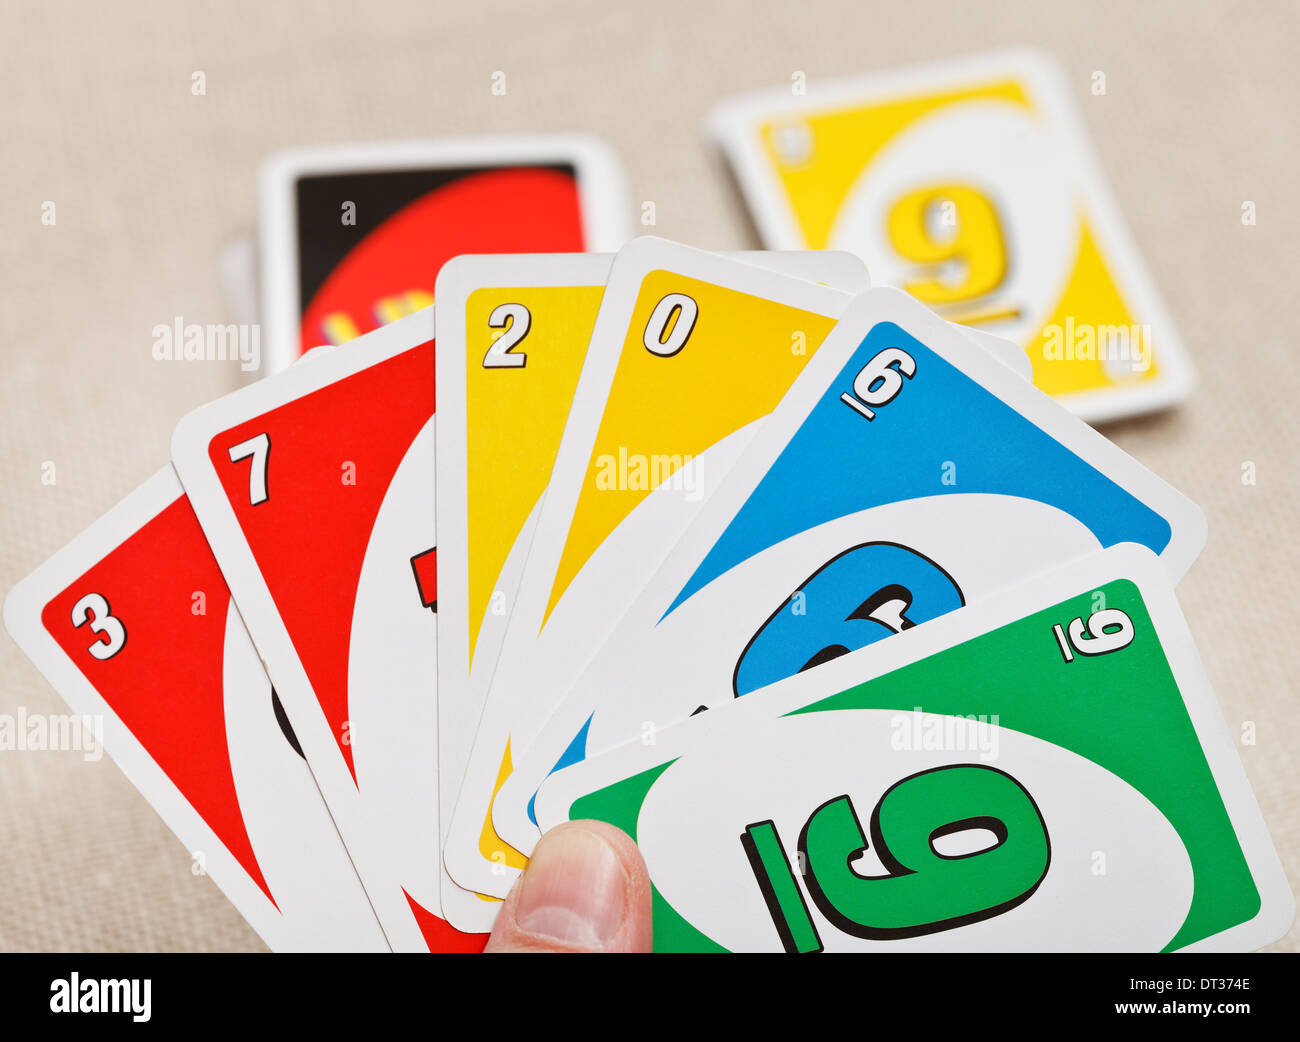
[171,309,485,951]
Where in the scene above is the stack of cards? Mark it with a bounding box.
[4,64,1291,951]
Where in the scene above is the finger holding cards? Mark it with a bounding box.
[171,309,484,951]
[534,545,1292,953]
[502,284,1207,847]
[3,468,388,952]
[709,49,1196,422]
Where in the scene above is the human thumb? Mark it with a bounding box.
[484,820,652,953]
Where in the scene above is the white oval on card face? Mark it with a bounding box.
[637,708,1194,952]
[223,598,388,950]
[347,416,440,916]
[835,102,1075,348]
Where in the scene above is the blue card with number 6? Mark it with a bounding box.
[496,287,1206,846]
[533,545,1291,952]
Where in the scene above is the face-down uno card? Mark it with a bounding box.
[535,544,1292,952]
[3,467,388,952]
[436,248,885,916]
[258,135,630,374]
[500,285,1207,857]
[479,240,1036,879]
[708,49,1196,422]
[171,308,485,951]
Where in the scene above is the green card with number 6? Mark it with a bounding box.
[533,544,1293,952]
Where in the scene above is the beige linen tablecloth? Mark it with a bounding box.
[1,0,1296,951]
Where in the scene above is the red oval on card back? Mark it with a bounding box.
[299,167,585,353]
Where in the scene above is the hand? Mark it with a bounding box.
[485,820,652,953]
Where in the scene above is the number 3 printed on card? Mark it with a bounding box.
[70,592,126,660]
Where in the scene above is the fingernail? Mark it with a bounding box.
[514,826,629,949]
